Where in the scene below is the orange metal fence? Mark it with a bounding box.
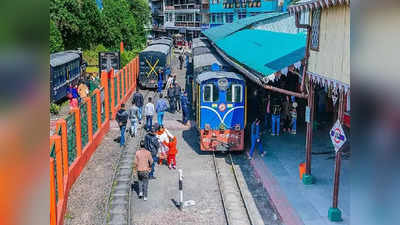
[49,57,139,225]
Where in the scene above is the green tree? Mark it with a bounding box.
[50,0,102,50]
[50,19,64,53]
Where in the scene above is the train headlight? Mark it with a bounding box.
[234,124,241,131]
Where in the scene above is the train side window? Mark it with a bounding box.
[233,84,242,102]
[203,84,212,102]
[227,84,242,103]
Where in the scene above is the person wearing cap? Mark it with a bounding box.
[249,118,265,160]
[134,140,153,201]
[116,104,129,148]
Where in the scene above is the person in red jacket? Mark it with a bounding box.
[164,133,178,169]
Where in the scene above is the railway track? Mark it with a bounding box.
[103,89,155,225]
[212,152,266,225]
[212,152,253,225]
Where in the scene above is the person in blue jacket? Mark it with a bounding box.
[157,68,164,93]
[249,118,265,160]
[181,91,189,125]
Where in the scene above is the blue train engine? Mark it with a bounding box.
[193,69,246,151]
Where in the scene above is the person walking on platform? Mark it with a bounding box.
[249,118,265,160]
[164,131,178,169]
[156,125,169,165]
[282,96,291,133]
[290,96,298,135]
[271,96,282,136]
[174,83,182,112]
[165,75,174,92]
[144,97,155,131]
[145,127,160,179]
[167,84,176,113]
[116,104,129,148]
[178,53,184,70]
[157,68,164,93]
[155,94,169,127]
[181,91,189,125]
[133,89,144,124]
[129,99,140,137]
[135,140,153,200]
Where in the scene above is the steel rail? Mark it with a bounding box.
[212,151,253,225]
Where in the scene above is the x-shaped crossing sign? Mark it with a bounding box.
[145,58,159,77]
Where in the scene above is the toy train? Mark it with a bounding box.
[138,36,172,89]
[191,38,247,151]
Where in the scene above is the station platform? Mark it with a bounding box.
[250,126,350,225]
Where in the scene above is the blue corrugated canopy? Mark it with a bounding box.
[202,12,286,42]
[215,29,306,76]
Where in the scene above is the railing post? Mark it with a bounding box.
[71,108,82,157]
[109,70,115,119]
[52,135,64,201]
[50,158,57,225]
[121,69,125,98]
[95,89,102,129]
[125,67,128,95]
[56,119,69,178]
[102,71,110,122]
[85,97,93,143]
[117,71,121,106]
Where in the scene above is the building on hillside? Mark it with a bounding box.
[150,0,167,37]
[162,0,202,40]
[208,0,291,27]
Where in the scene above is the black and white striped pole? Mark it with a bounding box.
[179,169,183,210]
[178,169,195,211]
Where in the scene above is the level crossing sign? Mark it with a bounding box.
[330,120,347,152]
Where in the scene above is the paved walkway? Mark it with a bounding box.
[130,51,226,225]
[252,125,350,225]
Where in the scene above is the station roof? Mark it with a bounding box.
[202,12,286,42]
[215,29,306,76]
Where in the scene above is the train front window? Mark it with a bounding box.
[227,84,242,103]
[203,83,219,102]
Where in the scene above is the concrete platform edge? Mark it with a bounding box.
[250,154,305,225]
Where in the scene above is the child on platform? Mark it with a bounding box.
[164,131,178,169]
[156,126,169,165]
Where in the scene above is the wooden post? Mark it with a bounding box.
[95,89,102,130]
[303,79,314,185]
[329,90,344,222]
[71,108,82,157]
[56,119,69,178]
[85,97,93,143]
[50,158,57,225]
